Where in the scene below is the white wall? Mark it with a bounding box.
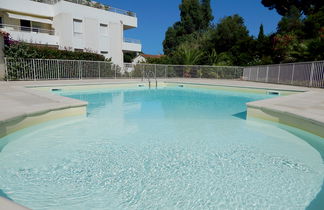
[53,13,73,49]
[108,22,123,67]
[84,18,99,53]
[123,42,142,52]
[0,0,54,18]
[8,30,59,46]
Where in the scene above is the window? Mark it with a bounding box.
[20,19,31,31]
[73,19,83,35]
[100,51,108,54]
[0,17,3,28]
[75,48,83,52]
[99,24,108,35]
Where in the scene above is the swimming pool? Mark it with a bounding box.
[0,86,323,209]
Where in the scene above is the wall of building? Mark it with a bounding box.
[0,0,141,67]
[84,18,99,53]
[108,22,123,66]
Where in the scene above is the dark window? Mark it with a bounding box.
[0,17,3,28]
[20,19,31,31]
[74,48,84,52]
[101,51,108,54]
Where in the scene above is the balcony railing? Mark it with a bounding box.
[0,24,55,35]
[30,0,136,17]
[124,37,141,44]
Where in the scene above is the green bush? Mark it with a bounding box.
[5,42,107,61]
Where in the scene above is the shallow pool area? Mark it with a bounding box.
[0,86,324,209]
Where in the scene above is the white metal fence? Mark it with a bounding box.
[4,58,243,81]
[4,58,120,80]
[243,61,324,88]
[5,58,323,88]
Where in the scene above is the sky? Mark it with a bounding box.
[98,0,282,55]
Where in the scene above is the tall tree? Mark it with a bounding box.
[163,0,214,55]
[211,15,250,53]
[277,6,304,36]
[179,0,203,34]
[201,0,214,30]
[257,24,266,41]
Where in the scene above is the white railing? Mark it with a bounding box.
[31,0,59,4]
[0,24,55,35]
[30,0,136,17]
[4,58,120,80]
[32,0,137,17]
[243,61,324,88]
[122,63,243,79]
[3,58,243,81]
[123,38,141,44]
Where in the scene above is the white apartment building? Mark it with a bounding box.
[0,0,142,67]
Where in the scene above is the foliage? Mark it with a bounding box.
[261,0,324,16]
[5,42,107,61]
[163,0,214,55]
[124,52,137,63]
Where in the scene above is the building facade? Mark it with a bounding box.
[0,0,141,67]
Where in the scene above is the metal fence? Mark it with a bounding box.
[4,58,243,81]
[243,61,324,88]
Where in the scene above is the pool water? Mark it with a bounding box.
[0,87,324,209]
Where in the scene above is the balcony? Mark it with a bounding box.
[123,38,141,52]
[0,24,59,46]
[30,0,136,17]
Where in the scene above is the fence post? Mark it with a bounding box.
[266,66,269,83]
[141,65,144,81]
[98,62,101,79]
[4,58,8,81]
[32,59,36,81]
[164,66,167,79]
[291,63,295,85]
[114,65,117,79]
[154,64,157,79]
[248,68,251,80]
[78,60,82,80]
[277,64,281,83]
[56,60,60,80]
[309,62,315,87]
[256,66,259,81]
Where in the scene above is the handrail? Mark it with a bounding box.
[30,0,136,17]
[0,24,55,35]
[123,38,141,44]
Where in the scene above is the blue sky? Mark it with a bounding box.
[98,0,281,54]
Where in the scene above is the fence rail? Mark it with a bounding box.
[31,0,136,17]
[4,58,243,81]
[243,61,324,88]
[0,24,55,35]
[4,58,324,88]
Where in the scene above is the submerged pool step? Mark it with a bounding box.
[266,90,281,95]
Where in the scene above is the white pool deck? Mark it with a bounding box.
[0,78,324,209]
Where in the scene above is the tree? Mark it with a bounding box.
[211,15,251,53]
[201,0,214,30]
[277,6,304,37]
[163,0,214,55]
[261,0,324,16]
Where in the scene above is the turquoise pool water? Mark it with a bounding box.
[0,86,324,209]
